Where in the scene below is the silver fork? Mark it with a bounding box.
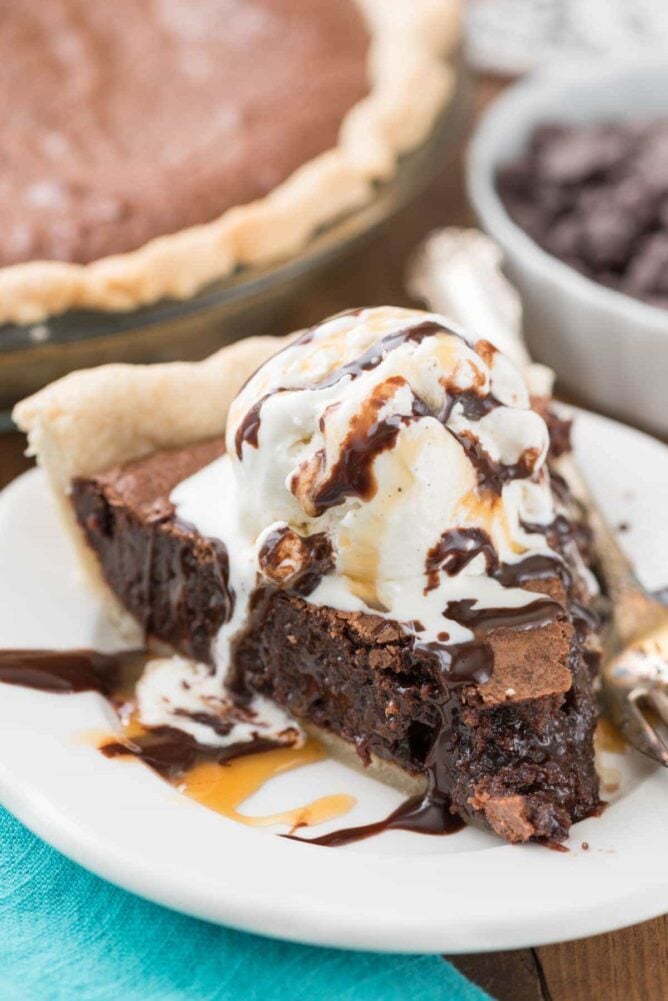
[575,462,668,765]
[409,227,668,766]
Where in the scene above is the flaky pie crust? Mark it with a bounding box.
[14,334,290,636]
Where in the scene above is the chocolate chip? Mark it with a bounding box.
[497,117,668,311]
[536,126,626,186]
[623,233,668,296]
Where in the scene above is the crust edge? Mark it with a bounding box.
[302,723,427,798]
[13,334,292,622]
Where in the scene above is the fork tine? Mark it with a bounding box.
[602,688,668,767]
[647,689,668,727]
[625,694,668,767]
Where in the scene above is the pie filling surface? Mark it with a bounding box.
[3,0,369,266]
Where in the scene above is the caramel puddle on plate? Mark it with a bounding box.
[595,717,628,798]
[595,717,628,755]
[180,739,356,830]
[90,718,355,832]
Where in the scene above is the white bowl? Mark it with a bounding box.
[467,61,668,436]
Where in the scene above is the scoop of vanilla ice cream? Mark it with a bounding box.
[225,307,555,627]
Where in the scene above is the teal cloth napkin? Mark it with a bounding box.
[0,808,489,1001]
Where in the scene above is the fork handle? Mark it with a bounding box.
[557,454,667,644]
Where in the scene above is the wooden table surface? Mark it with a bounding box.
[2,72,666,1000]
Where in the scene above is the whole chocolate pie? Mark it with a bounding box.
[15,306,603,845]
[0,1,459,324]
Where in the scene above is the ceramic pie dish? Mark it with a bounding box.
[0,78,467,423]
[1,0,460,328]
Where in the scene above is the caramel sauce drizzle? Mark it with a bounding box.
[180,739,355,830]
[103,715,356,831]
[459,489,526,557]
[338,430,422,612]
[0,648,355,835]
[595,717,628,755]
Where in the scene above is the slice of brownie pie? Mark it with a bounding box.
[14,307,603,844]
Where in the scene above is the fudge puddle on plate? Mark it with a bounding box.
[10,306,605,846]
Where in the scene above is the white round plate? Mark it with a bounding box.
[1,410,667,954]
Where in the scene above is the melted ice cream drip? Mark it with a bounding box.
[136,656,302,749]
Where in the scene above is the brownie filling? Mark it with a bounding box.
[230,580,598,843]
[71,437,231,664]
[70,434,602,843]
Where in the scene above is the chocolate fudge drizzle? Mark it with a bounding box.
[425,524,575,596]
[315,319,454,388]
[290,627,510,848]
[455,437,540,494]
[307,378,431,515]
[443,596,565,635]
[234,315,540,514]
[235,318,474,456]
[101,726,200,778]
[0,648,145,696]
[287,783,465,847]
[0,647,292,781]
[235,391,286,458]
[425,528,498,591]
[101,728,284,779]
